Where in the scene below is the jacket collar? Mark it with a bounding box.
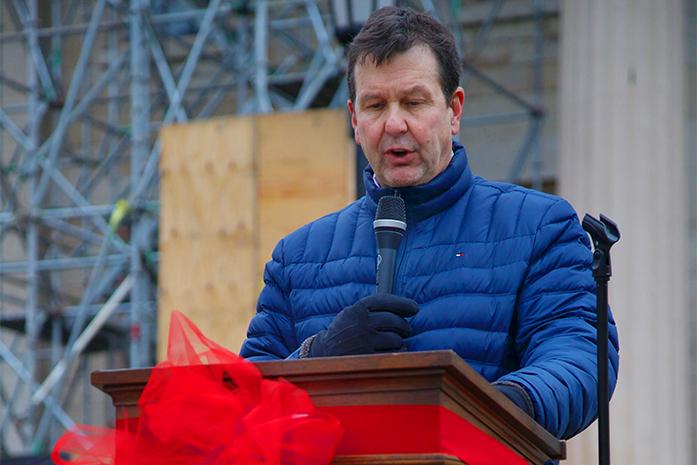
[364,141,473,223]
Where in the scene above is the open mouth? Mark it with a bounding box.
[387,148,410,157]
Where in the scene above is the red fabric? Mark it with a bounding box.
[322,405,528,465]
[52,311,342,465]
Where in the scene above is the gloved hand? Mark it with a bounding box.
[308,294,419,357]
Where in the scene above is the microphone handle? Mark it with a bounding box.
[376,247,398,294]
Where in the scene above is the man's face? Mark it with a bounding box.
[348,45,464,188]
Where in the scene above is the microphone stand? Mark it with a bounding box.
[582,214,620,465]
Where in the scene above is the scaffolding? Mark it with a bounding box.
[0,0,550,456]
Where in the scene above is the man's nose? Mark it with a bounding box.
[384,107,408,135]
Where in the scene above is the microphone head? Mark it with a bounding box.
[374,195,406,231]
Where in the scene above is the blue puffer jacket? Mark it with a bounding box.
[241,141,619,439]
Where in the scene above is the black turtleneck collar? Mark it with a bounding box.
[363,141,474,223]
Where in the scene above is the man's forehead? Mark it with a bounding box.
[356,43,434,68]
[353,46,440,101]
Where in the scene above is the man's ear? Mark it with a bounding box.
[347,99,360,145]
[449,87,465,136]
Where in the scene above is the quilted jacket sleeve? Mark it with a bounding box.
[239,240,300,361]
[496,199,619,439]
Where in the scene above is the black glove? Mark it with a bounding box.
[308,294,419,357]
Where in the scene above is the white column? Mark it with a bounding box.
[559,1,690,465]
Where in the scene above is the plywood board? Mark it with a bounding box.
[159,117,257,359]
[158,109,354,360]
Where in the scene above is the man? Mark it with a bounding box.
[240,6,619,440]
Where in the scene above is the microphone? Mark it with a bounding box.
[374,195,407,294]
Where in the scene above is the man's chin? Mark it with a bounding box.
[380,169,427,188]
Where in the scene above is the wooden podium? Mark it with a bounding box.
[92,350,564,465]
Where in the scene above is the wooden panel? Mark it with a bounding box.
[158,117,257,359]
[158,109,354,359]
[257,109,355,282]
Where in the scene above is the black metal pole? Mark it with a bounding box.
[596,273,610,465]
[582,213,619,465]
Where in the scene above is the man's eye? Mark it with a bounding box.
[366,103,383,110]
[407,100,423,107]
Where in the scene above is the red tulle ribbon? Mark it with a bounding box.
[52,311,343,465]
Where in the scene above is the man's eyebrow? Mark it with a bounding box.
[402,85,433,97]
[358,92,383,102]
[358,86,432,99]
